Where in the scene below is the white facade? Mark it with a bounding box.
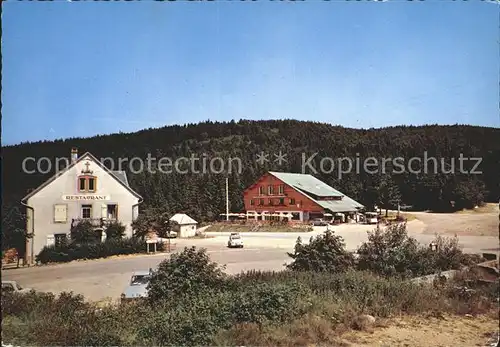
[22,150,142,264]
[169,213,197,238]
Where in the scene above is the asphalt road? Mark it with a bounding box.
[3,213,498,302]
[2,244,290,301]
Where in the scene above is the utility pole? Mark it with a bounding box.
[226,177,229,221]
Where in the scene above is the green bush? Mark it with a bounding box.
[138,292,234,346]
[2,291,142,346]
[356,224,474,278]
[139,280,309,345]
[230,269,443,316]
[131,208,171,239]
[147,246,227,302]
[2,290,58,318]
[70,220,98,244]
[231,281,310,326]
[35,237,165,264]
[105,221,126,239]
[286,231,354,273]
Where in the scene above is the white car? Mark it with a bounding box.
[165,230,177,238]
[227,233,243,248]
[365,212,379,224]
[2,280,32,294]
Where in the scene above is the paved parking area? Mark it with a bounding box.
[205,217,499,254]
[2,213,498,302]
[1,245,290,302]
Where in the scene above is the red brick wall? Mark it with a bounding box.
[243,173,324,214]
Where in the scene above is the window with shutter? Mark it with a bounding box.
[54,204,68,223]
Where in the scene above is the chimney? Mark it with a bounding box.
[71,148,78,163]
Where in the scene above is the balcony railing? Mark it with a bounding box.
[71,218,117,228]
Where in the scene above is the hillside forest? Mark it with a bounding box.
[2,120,499,251]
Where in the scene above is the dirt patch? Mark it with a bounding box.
[414,212,498,237]
[382,212,417,222]
[342,313,499,346]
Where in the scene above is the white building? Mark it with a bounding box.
[21,148,142,264]
[169,213,198,238]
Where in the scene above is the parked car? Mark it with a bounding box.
[121,270,152,302]
[311,219,329,226]
[165,230,177,238]
[2,280,32,294]
[227,233,243,248]
[365,212,378,224]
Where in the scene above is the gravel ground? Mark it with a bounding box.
[342,313,499,347]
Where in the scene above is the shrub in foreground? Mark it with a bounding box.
[356,224,477,278]
[2,267,498,347]
[2,291,146,346]
[147,246,227,302]
[139,292,234,346]
[288,223,480,279]
[130,282,309,346]
[286,231,354,272]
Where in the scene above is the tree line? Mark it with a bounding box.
[2,120,499,251]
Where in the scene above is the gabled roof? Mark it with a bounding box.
[112,170,129,187]
[268,171,364,212]
[169,213,198,225]
[22,152,142,202]
[269,172,343,197]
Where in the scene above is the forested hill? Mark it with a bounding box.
[3,120,500,222]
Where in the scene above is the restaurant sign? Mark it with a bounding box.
[62,195,110,201]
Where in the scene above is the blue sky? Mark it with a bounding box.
[2,1,499,145]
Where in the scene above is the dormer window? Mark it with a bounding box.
[78,161,97,192]
[78,175,97,192]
